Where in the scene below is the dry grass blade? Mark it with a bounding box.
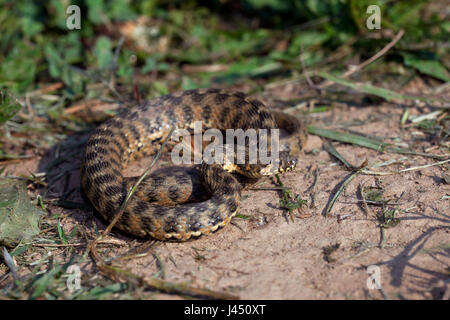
[361,159,450,176]
[1,247,18,282]
[99,264,239,299]
[385,148,448,160]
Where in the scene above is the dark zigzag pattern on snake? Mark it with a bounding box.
[81,88,307,240]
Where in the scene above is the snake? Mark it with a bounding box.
[81,88,307,240]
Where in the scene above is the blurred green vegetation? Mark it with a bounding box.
[0,0,448,111]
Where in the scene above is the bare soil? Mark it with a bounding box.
[3,81,449,300]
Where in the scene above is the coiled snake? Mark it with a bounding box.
[81,89,307,240]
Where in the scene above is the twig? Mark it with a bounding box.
[344,30,405,77]
[109,36,125,88]
[32,239,126,247]
[361,159,450,176]
[153,252,166,279]
[101,264,238,299]
[318,29,405,89]
[299,44,321,93]
[308,166,320,209]
[68,65,128,105]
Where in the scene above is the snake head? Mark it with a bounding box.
[278,157,297,173]
[259,152,297,176]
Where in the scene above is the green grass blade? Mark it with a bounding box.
[323,141,354,169]
[316,71,445,103]
[307,126,389,151]
[325,172,358,216]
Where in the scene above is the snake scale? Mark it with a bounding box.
[81,88,307,240]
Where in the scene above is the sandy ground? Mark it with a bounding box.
[3,82,449,300]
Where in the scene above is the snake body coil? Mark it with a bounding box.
[81,89,307,240]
